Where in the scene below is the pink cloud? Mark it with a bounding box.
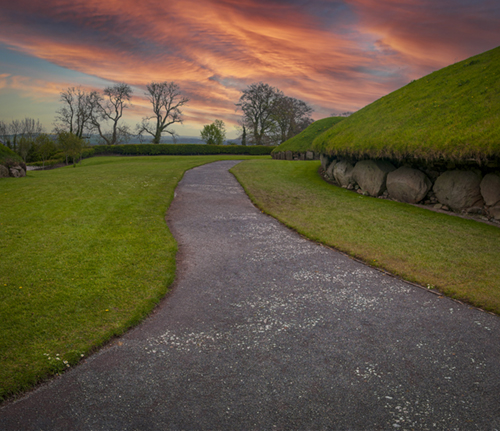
[0,0,499,132]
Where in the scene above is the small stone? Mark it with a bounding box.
[464,206,485,215]
[489,206,500,220]
[434,204,443,209]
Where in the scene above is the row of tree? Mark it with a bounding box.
[1,80,314,159]
[54,80,315,146]
[199,83,314,146]
[54,81,189,145]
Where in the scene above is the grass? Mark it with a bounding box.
[271,117,345,153]
[313,46,500,162]
[232,160,500,313]
[0,154,265,401]
[0,142,23,165]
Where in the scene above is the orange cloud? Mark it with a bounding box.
[0,0,499,133]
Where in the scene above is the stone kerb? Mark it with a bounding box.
[321,155,500,221]
[271,150,500,221]
[0,163,26,178]
[272,151,321,161]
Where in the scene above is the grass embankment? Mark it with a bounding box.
[313,46,500,161]
[232,160,500,312]
[0,143,23,165]
[271,117,344,153]
[0,155,264,401]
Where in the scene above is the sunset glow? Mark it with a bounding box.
[0,0,499,138]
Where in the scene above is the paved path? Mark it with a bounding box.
[1,160,500,430]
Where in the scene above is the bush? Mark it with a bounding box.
[92,144,275,156]
[28,158,65,168]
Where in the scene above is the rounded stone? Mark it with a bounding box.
[333,160,355,187]
[386,167,432,204]
[352,160,396,197]
[433,170,483,211]
[480,173,500,207]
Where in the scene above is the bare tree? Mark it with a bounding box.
[272,96,313,144]
[91,83,132,145]
[20,118,43,139]
[236,82,283,145]
[55,87,99,138]
[236,82,313,145]
[8,119,23,151]
[137,82,189,144]
[0,121,8,146]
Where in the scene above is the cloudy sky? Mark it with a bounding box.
[0,0,499,138]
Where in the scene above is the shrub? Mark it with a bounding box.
[92,143,275,156]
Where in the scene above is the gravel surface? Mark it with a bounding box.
[1,160,500,430]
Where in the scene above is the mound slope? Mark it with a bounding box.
[313,46,500,162]
[272,117,344,153]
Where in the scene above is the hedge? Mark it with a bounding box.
[92,144,275,156]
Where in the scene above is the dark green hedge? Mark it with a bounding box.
[92,144,275,156]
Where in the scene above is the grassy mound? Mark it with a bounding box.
[0,143,23,166]
[313,46,500,162]
[272,117,344,153]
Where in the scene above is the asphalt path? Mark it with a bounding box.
[1,160,500,430]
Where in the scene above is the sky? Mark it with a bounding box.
[0,0,499,139]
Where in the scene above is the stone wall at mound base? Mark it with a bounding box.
[271,151,500,222]
[0,163,26,178]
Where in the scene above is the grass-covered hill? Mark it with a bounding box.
[0,143,23,166]
[313,46,500,162]
[272,116,344,153]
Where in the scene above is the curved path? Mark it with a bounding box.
[1,160,500,429]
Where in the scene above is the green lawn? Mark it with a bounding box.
[232,160,500,312]
[2,155,499,401]
[0,155,263,401]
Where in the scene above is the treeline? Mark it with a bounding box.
[1,79,314,165]
[93,144,275,156]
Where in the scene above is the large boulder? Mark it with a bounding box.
[333,160,355,187]
[320,154,335,170]
[285,150,293,161]
[0,164,9,178]
[386,167,432,204]
[352,160,396,196]
[480,173,500,207]
[306,151,314,160]
[433,170,483,211]
[9,165,26,178]
[325,160,337,179]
